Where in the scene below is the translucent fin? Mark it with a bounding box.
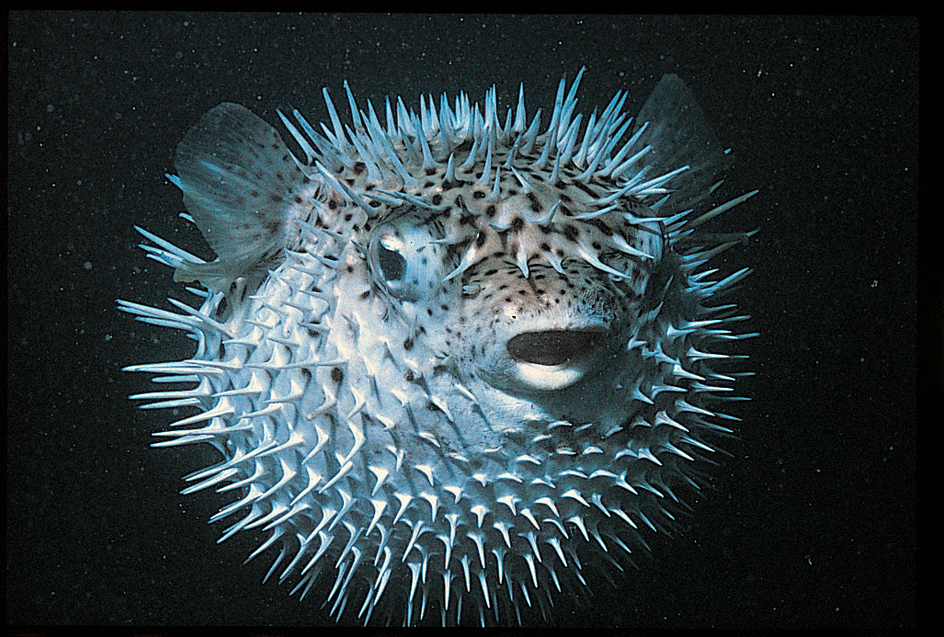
[630,75,733,214]
[172,102,310,289]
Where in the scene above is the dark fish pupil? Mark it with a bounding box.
[379,245,406,281]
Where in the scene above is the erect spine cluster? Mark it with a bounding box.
[279,67,710,219]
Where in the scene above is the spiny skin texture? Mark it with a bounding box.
[120,70,756,626]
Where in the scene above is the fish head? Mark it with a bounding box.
[323,166,672,465]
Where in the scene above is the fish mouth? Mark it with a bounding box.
[507,329,605,366]
[501,326,612,392]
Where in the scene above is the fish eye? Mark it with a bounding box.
[368,221,443,301]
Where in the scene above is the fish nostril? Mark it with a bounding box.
[507,330,604,366]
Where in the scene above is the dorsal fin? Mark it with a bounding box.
[172,102,309,289]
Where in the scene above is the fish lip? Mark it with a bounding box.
[511,361,591,392]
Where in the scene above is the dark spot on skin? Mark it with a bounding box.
[473,191,486,199]
[404,337,414,351]
[510,217,524,232]
[329,200,338,210]
[563,225,579,242]
[360,290,370,300]
[331,367,344,384]
[573,180,598,198]
[586,218,613,235]
[432,194,443,205]
[527,192,542,212]
[485,204,497,217]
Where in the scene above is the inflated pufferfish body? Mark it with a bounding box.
[120,69,756,626]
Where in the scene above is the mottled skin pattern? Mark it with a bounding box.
[121,72,754,625]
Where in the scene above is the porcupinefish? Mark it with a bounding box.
[120,69,757,626]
